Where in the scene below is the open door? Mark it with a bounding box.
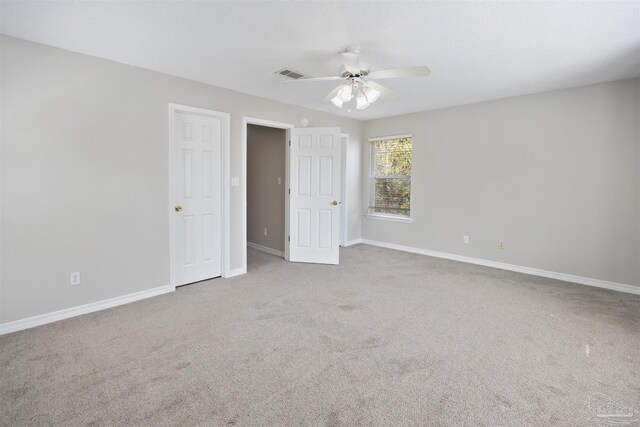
[289,127,342,264]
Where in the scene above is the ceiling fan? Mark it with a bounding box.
[285,46,431,110]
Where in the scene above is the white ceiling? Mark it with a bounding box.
[1,1,639,120]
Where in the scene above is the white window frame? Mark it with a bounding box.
[367,134,413,223]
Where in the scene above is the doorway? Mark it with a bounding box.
[241,118,348,273]
[241,118,294,272]
[246,124,287,258]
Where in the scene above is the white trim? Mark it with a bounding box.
[368,133,413,142]
[285,128,291,262]
[340,133,349,246]
[242,117,295,273]
[0,84,3,324]
[243,117,294,129]
[222,111,231,279]
[343,238,362,247]
[225,267,247,278]
[366,213,413,223]
[169,105,176,288]
[0,285,173,335]
[169,103,231,288]
[360,239,640,295]
[247,241,285,257]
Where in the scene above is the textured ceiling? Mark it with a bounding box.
[1,1,639,120]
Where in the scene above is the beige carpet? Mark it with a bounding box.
[1,245,639,426]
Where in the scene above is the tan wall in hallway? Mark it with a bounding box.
[247,125,286,252]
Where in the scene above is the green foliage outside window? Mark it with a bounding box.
[370,137,412,217]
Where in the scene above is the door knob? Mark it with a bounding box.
[175,205,182,212]
[331,200,338,206]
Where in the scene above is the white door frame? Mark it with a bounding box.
[242,117,295,273]
[169,103,231,291]
[340,133,349,246]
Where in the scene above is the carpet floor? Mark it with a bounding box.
[1,245,639,426]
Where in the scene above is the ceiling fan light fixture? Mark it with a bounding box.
[330,95,344,108]
[356,93,370,110]
[363,85,381,104]
[337,84,353,102]
[313,48,426,110]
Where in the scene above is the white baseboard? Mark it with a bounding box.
[247,241,284,258]
[225,267,247,278]
[343,238,362,247]
[0,285,173,335]
[360,239,639,295]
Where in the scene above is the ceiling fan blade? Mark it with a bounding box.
[283,76,345,83]
[340,52,361,74]
[364,81,397,99]
[368,66,431,80]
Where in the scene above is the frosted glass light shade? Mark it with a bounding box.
[356,93,370,109]
[364,85,381,103]
[338,84,353,102]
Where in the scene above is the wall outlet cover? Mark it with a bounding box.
[70,272,81,286]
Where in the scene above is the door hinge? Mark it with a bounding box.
[288,188,290,194]
[289,140,291,146]
[288,236,290,242]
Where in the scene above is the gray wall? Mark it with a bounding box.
[2,34,637,326]
[247,125,286,252]
[362,78,640,287]
[0,36,363,323]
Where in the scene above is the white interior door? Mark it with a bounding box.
[173,110,223,285]
[289,127,341,264]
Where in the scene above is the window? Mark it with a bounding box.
[368,135,412,220]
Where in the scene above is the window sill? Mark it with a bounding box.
[366,214,413,223]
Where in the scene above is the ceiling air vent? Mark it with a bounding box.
[275,68,305,80]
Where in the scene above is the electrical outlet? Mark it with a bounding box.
[498,240,505,249]
[70,272,81,286]
[463,235,469,244]
[263,227,268,236]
